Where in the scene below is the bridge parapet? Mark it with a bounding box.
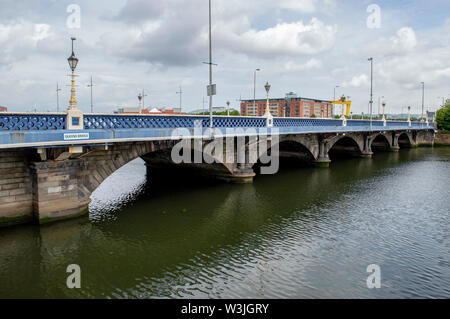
[1,112,430,131]
[0,112,435,150]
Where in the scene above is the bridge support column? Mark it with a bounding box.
[361,135,374,158]
[30,160,90,224]
[315,139,331,168]
[390,133,401,151]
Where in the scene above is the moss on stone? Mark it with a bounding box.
[314,161,330,168]
[0,215,31,225]
[39,207,89,224]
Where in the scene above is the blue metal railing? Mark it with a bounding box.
[0,113,66,130]
[0,112,433,148]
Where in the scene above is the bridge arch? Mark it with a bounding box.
[398,132,413,148]
[252,137,317,173]
[327,135,363,159]
[370,133,391,152]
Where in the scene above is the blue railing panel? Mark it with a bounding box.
[0,114,66,131]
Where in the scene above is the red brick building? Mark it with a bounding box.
[0,106,7,112]
[241,94,332,118]
[240,98,287,117]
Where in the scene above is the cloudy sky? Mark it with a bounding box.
[0,0,449,115]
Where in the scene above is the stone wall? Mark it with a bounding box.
[435,132,450,145]
[0,149,35,226]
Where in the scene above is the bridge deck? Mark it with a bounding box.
[0,113,434,149]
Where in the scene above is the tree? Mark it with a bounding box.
[436,101,450,133]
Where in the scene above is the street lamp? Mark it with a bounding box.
[333,85,340,101]
[138,93,143,114]
[378,96,384,118]
[264,82,271,116]
[382,101,386,121]
[56,83,61,112]
[67,37,79,110]
[87,76,94,113]
[408,106,411,126]
[253,68,260,115]
[368,57,373,129]
[421,82,425,121]
[226,100,230,116]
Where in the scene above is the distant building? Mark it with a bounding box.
[189,107,227,114]
[0,106,7,112]
[114,106,186,115]
[240,93,333,118]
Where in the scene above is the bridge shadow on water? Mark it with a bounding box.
[0,148,439,298]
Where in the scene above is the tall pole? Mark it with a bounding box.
[333,85,339,117]
[334,85,339,101]
[87,76,94,113]
[421,82,425,121]
[370,58,373,125]
[202,96,205,113]
[254,68,260,116]
[142,89,148,111]
[56,82,61,112]
[176,86,182,112]
[208,0,213,130]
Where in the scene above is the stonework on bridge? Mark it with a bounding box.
[0,129,435,227]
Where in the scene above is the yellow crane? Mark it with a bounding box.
[331,95,352,118]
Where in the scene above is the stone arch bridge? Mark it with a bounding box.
[0,113,435,226]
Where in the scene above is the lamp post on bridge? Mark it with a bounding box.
[408,106,411,126]
[368,57,373,130]
[421,82,425,122]
[138,93,143,114]
[56,83,61,112]
[264,82,274,127]
[67,37,79,111]
[66,37,83,132]
[226,100,230,116]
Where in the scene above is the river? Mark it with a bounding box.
[0,148,449,298]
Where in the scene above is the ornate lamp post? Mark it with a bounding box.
[407,106,411,126]
[382,101,386,121]
[264,82,271,116]
[226,101,230,116]
[67,37,79,111]
[264,82,273,127]
[66,37,83,152]
[138,93,143,114]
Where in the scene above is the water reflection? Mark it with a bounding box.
[0,149,449,298]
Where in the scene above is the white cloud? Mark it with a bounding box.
[0,20,53,68]
[391,27,417,52]
[217,18,337,58]
[279,0,316,12]
[342,74,369,88]
[284,58,322,72]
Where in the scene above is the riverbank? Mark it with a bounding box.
[435,132,450,146]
